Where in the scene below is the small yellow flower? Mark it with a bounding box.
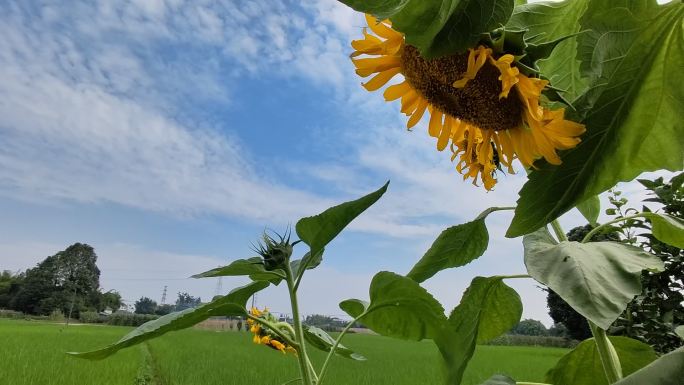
[247,307,297,355]
[270,339,287,353]
[351,15,585,190]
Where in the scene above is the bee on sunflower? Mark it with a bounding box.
[247,307,297,354]
[351,15,585,190]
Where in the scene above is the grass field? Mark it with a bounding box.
[0,319,568,385]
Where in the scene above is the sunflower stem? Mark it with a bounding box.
[550,219,568,242]
[285,263,315,385]
[581,213,646,243]
[475,206,516,220]
[498,274,531,280]
[589,321,623,383]
[317,313,366,385]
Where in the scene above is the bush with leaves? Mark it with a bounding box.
[606,174,684,353]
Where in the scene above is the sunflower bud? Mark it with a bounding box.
[254,230,293,271]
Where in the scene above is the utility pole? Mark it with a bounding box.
[160,285,167,305]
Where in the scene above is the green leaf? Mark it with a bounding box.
[577,195,601,227]
[68,281,268,359]
[296,182,388,259]
[337,0,515,58]
[440,276,522,385]
[507,2,684,237]
[290,249,325,283]
[614,348,684,385]
[479,374,516,385]
[676,326,684,340]
[192,257,284,282]
[450,277,523,343]
[641,213,684,249]
[523,228,664,329]
[339,271,447,341]
[546,336,657,385]
[506,0,590,101]
[338,299,369,318]
[302,326,366,361]
[407,218,489,283]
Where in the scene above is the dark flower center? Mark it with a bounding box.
[400,45,522,131]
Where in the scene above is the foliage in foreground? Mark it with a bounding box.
[70,1,683,385]
[548,175,684,353]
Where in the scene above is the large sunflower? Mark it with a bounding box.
[351,15,585,190]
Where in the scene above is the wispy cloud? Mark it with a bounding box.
[0,0,671,241]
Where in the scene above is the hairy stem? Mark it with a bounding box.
[550,219,568,242]
[475,206,516,220]
[498,274,532,280]
[285,263,315,385]
[582,213,646,243]
[317,313,365,385]
[589,322,623,383]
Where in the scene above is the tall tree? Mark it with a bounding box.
[175,292,201,311]
[134,297,157,314]
[0,270,23,309]
[10,243,101,316]
[99,291,123,312]
[510,319,549,336]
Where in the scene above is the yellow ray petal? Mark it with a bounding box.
[428,108,444,137]
[384,81,410,101]
[363,67,401,91]
[407,98,429,129]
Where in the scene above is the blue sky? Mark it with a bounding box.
[0,0,667,324]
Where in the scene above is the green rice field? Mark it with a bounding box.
[0,319,568,385]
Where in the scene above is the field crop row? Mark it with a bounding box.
[0,319,568,385]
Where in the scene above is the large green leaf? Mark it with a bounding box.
[676,326,684,339]
[576,195,600,227]
[440,276,522,385]
[479,375,516,385]
[407,218,489,283]
[614,348,684,385]
[506,0,590,102]
[302,325,366,361]
[339,271,447,341]
[641,212,684,249]
[507,2,684,237]
[296,182,388,259]
[545,336,657,385]
[192,257,284,282]
[337,0,514,57]
[290,249,325,283]
[68,281,268,359]
[523,228,664,329]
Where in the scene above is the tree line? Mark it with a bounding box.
[1,243,202,320]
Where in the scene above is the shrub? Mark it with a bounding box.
[79,311,101,324]
[484,334,578,349]
[107,311,158,326]
[48,309,65,322]
[0,309,24,319]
